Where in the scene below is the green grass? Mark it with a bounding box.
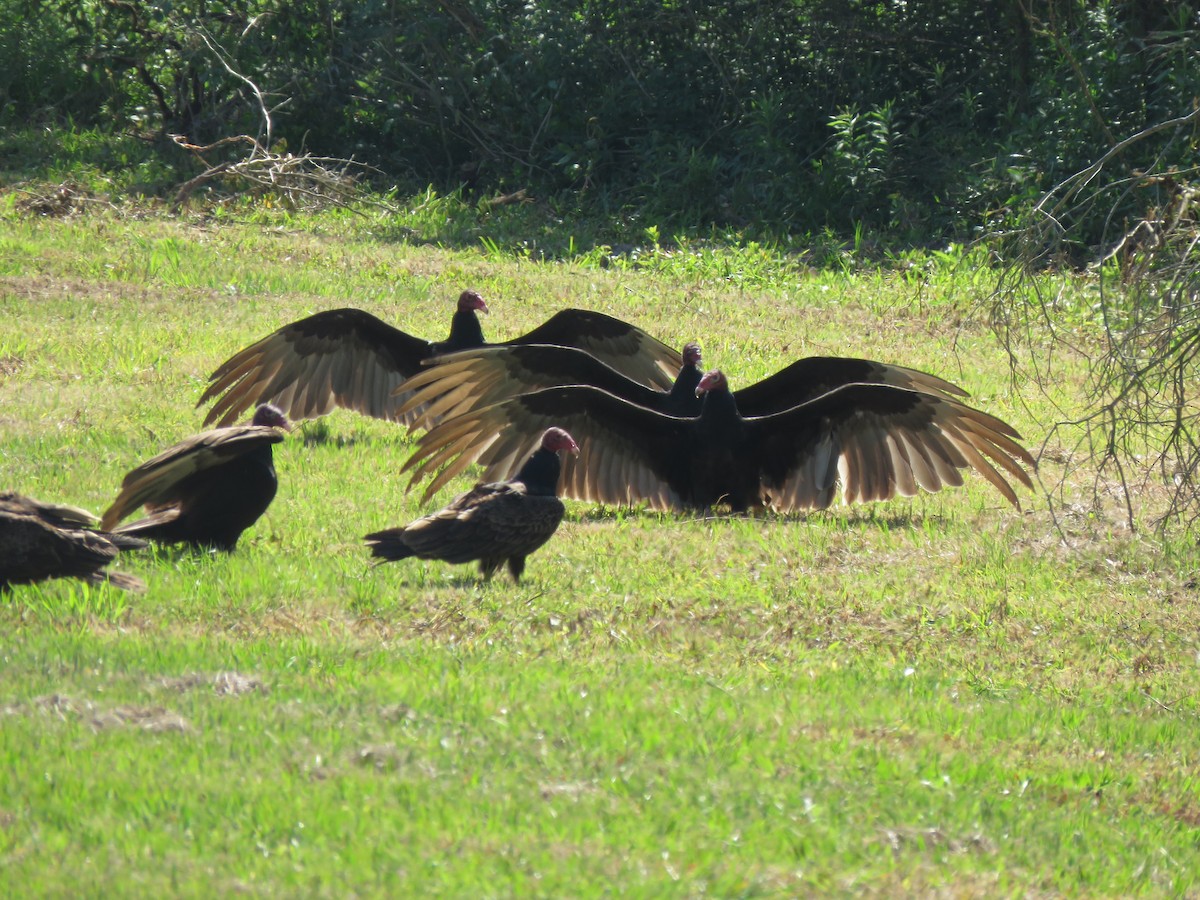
[1,202,1198,897]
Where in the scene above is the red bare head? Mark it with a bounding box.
[251,403,291,431]
[682,342,703,365]
[457,290,489,314]
[541,427,580,456]
[695,369,728,397]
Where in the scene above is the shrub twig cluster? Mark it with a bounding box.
[991,107,1200,531]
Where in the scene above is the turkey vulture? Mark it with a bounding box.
[100,404,290,551]
[366,427,579,582]
[396,341,967,427]
[1,492,146,591]
[401,370,1034,512]
[197,290,682,427]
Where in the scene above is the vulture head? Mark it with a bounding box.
[541,427,580,457]
[682,342,703,366]
[457,290,489,315]
[694,369,729,398]
[251,403,292,431]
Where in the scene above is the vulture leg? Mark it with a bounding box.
[507,556,527,583]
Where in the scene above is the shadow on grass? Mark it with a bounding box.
[568,503,953,533]
[298,420,411,448]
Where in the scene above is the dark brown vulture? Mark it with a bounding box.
[401,370,1035,512]
[1,492,146,591]
[197,290,682,428]
[396,341,967,427]
[366,427,579,582]
[100,404,290,551]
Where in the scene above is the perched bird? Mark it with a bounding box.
[396,340,967,427]
[402,370,1034,512]
[1,492,146,591]
[197,290,682,427]
[101,404,290,551]
[366,427,579,582]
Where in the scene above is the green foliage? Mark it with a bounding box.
[2,1,1199,248]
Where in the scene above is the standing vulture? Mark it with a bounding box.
[395,341,968,427]
[401,370,1034,512]
[366,427,579,582]
[197,290,682,428]
[100,404,290,551]
[1,492,146,591]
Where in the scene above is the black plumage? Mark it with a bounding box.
[0,492,146,591]
[100,404,289,551]
[366,427,579,582]
[402,370,1035,513]
[396,340,967,427]
[197,290,682,427]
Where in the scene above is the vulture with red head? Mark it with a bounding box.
[396,340,967,427]
[101,404,290,551]
[401,370,1034,513]
[366,427,579,582]
[1,492,146,591]
[197,290,681,428]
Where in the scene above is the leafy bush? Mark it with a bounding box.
[2,0,1198,248]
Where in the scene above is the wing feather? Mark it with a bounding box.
[101,426,283,530]
[396,344,678,432]
[885,433,918,498]
[404,386,692,507]
[734,356,968,417]
[506,311,682,389]
[755,384,1034,512]
[198,308,431,427]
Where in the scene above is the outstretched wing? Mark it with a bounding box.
[198,308,433,427]
[733,356,968,418]
[101,426,284,529]
[748,384,1035,512]
[396,344,672,427]
[506,309,682,390]
[402,386,694,508]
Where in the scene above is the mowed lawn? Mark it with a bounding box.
[2,210,1199,897]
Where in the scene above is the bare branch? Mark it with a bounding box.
[990,106,1200,533]
[190,26,272,150]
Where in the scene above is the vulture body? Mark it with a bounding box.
[101,405,289,551]
[198,290,682,428]
[0,492,146,591]
[397,341,967,427]
[367,427,579,582]
[402,370,1035,513]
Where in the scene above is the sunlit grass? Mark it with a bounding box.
[1,205,1198,896]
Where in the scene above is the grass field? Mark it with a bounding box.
[2,202,1199,897]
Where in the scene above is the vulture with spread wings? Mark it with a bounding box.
[101,405,290,551]
[367,427,579,582]
[396,341,968,427]
[197,290,682,428]
[1,492,146,591]
[402,370,1034,513]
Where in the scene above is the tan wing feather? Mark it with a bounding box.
[101,426,283,530]
[765,393,1034,513]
